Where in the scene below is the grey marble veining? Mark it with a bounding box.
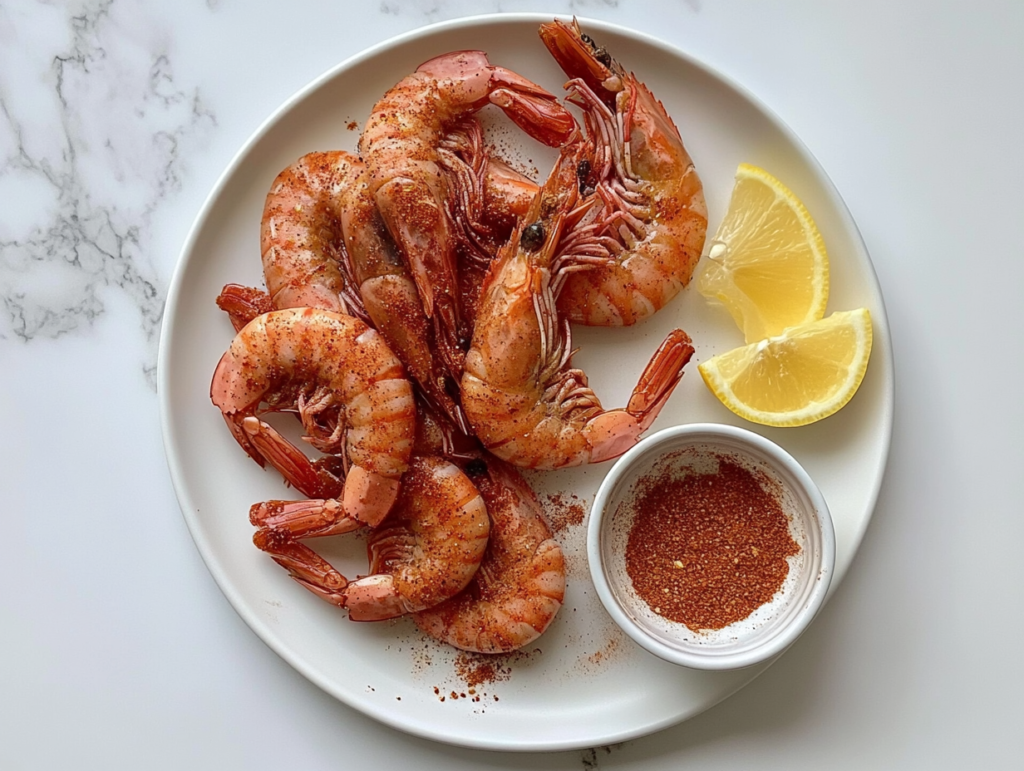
[9,1,1016,768]
[0,0,214,355]
[0,0,639,375]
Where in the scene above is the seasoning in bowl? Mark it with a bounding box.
[623,453,800,632]
[588,424,835,670]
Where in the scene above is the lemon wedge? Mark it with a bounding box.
[698,163,829,343]
[698,308,872,427]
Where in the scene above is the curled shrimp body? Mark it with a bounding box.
[414,456,565,653]
[460,145,696,469]
[539,19,708,326]
[359,50,577,378]
[259,151,365,313]
[215,151,365,332]
[251,455,490,622]
[210,307,416,529]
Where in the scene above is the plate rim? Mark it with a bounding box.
[157,12,894,752]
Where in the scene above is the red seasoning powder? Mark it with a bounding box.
[623,454,800,631]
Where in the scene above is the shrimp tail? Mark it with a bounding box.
[488,85,579,147]
[585,329,694,465]
[242,416,401,527]
[219,412,265,468]
[251,536,425,619]
[252,531,349,606]
[215,284,274,332]
[242,417,344,500]
[250,498,362,538]
[627,328,695,428]
[417,51,577,147]
[253,529,400,619]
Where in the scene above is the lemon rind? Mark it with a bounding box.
[699,309,873,427]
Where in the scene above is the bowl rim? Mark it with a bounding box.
[587,422,837,670]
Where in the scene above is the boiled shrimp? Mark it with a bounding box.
[338,161,468,434]
[261,151,366,312]
[437,118,545,335]
[414,456,565,653]
[460,143,696,469]
[359,50,577,379]
[214,151,365,331]
[252,455,490,622]
[539,19,708,326]
[210,307,416,529]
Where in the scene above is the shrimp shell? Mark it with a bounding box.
[211,307,416,528]
[252,455,490,622]
[413,457,565,653]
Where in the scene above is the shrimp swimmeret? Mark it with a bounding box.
[252,456,490,622]
[210,307,416,530]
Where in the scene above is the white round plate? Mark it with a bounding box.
[159,14,893,752]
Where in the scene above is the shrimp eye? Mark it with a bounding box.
[521,222,545,252]
[464,458,488,477]
[595,47,612,67]
[576,159,592,191]
[581,33,596,48]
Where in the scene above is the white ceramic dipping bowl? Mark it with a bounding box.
[588,423,836,670]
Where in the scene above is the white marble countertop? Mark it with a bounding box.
[3,1,1021,768]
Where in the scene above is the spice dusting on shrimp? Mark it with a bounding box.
[539,19,708,326]
[414,457,566,653]
[360,50,576,379]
